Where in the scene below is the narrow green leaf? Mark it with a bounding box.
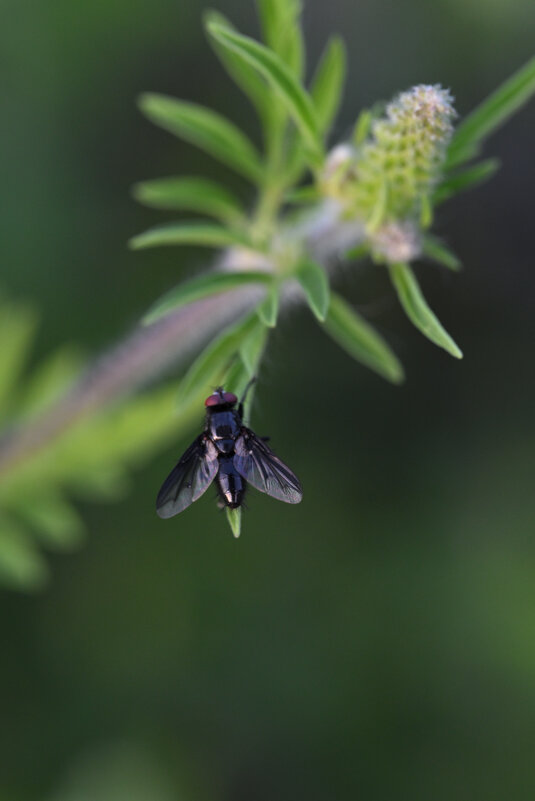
[422,235,462,272]
[18,345,82,418]
[225,506,242,538]
[132,176,244,222]
[419,194,433,229]
[353,108,373,146]
[138,93,264,183]
[284,185,320,204]
[353,102,386,147]
[433,159,500,205]
[72,467,130,501]
[296,260,330,321]
[0,518,48,591]
[129,221,253,251]
[256,285,279,327]
[389,263,463,359]
[447,56,535,168]
[207,23,323,163]
[144,271,272,325]
[223,355,252,399]
[367,179,388,231]
[257,0,304,77]
[323,292,405,384]
[310,37,346,135]
[287,24,305,80]
[178,312,259,406]
[0,302,38,419]
[344,243,370,262]
[240,321,269,375]
[257,0,284,48]
[15,494,84,550]
[204,11,272,122]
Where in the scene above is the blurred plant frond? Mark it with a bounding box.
[48,741,178,801]
[2,1,535,562]
[0,294,199,591]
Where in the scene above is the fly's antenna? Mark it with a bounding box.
[238,376,256,417]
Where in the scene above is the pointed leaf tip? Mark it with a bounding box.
[256,285,279,327]
[137,92,264,183]
[310,36,346,135]
[207,22,323,164]
[296,259,330,321]
[422,235,462,272]
[433,159,500,205]
[132,176,244,222]
[323,292,405,384]
[447,55,535,168]
[129,221,253,251]
[389,263,463,359]
[226,506,242,538]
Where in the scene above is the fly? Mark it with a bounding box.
[156,381,303,518]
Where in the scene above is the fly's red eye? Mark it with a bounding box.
[204,391,237,407]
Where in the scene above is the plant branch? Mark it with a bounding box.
[0,199,364,477]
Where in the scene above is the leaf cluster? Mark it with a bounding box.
[0,296,200,590]
[133,1,535,390]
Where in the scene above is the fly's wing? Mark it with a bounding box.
[234,428,302,504]
[156,435,219,518]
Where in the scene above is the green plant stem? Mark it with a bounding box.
[252,114,287,239]
[253,180,284,240]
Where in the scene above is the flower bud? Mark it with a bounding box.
[351,85,456,234]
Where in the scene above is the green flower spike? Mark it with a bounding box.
[355,85,456,226]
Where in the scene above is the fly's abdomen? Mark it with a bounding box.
[216,457,246,508]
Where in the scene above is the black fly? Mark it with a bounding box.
[156,382,302,518]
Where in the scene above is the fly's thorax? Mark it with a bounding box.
[206,409,242,445]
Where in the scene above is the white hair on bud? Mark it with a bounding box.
[370,221,421,263]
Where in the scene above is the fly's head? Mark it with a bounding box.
[204,387,238,413]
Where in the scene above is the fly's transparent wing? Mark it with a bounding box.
[156,435,219,518]
[234,429,303,504]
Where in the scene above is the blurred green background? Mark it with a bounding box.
[2,0,535,799]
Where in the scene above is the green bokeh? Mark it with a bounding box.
[1,0,535,799]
